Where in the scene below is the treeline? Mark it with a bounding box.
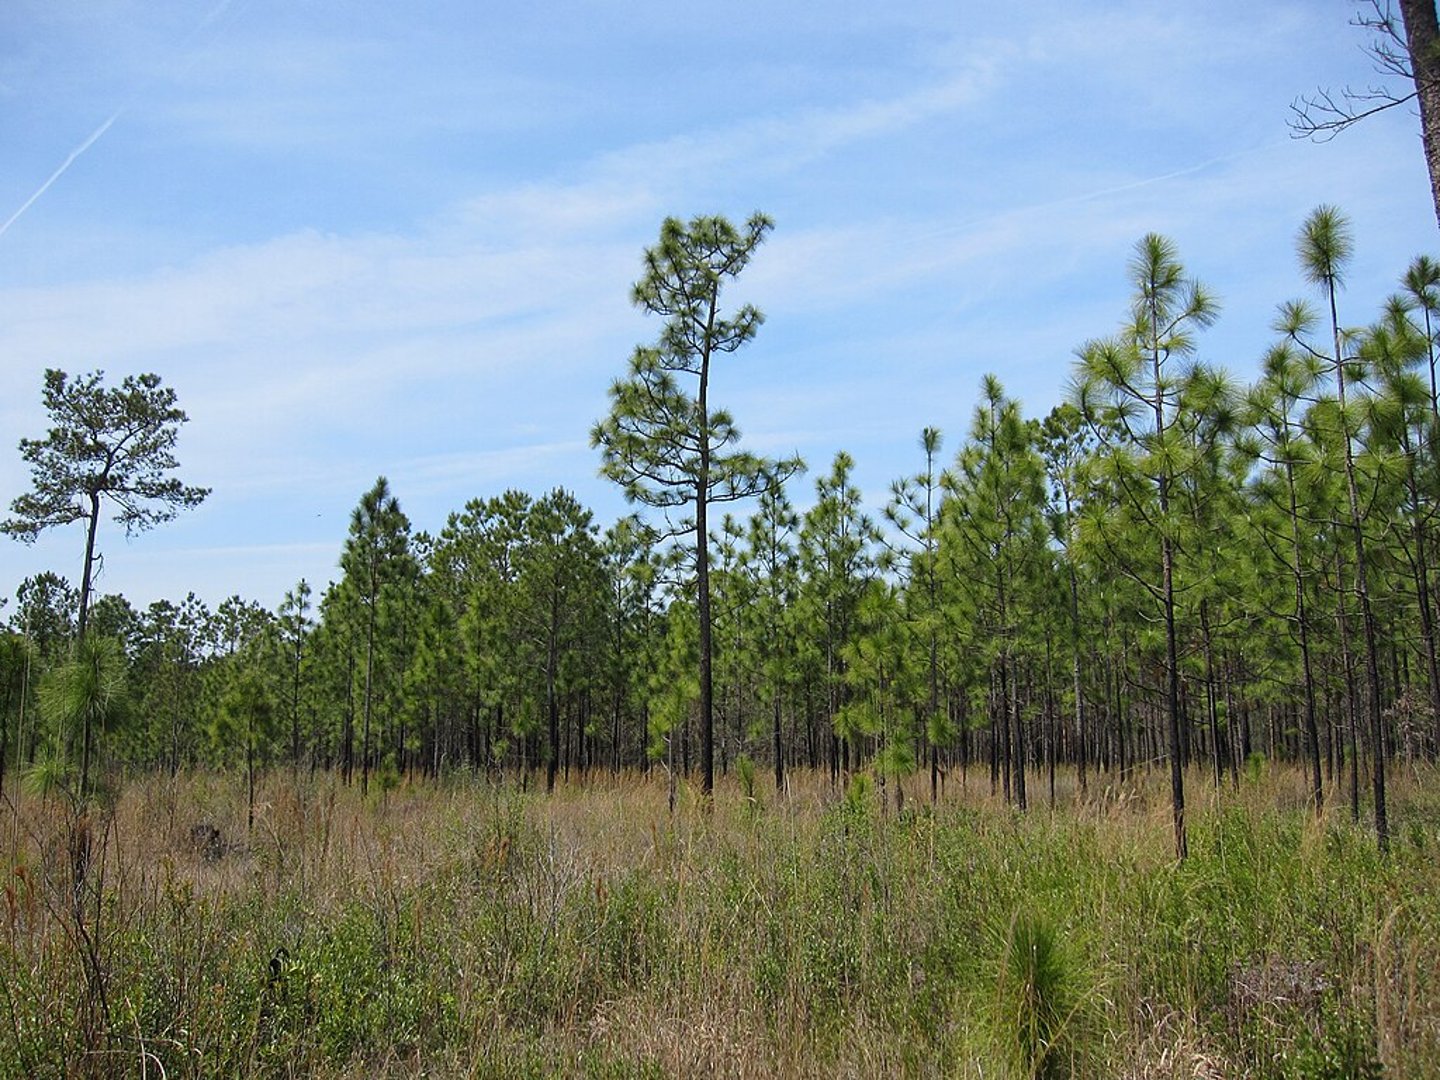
[2,207,1438,830]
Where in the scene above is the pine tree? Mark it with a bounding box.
[592,213,798,795]
[3,370,209,640]
[1074,234,1220,860]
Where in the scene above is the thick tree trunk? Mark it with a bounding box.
[1400,0,1440,228]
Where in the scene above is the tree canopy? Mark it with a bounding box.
[3,369,209,637]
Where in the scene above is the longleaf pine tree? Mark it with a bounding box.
[592,213,798,795]
[5,369,207,797]
[1294,206,1389,848]
[1074,234,1219,861]
[4,370,209,640]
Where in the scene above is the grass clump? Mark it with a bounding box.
[991,906,1093,1078]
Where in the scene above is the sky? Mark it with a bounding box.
[0,0,1436,618]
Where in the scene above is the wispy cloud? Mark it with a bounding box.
[585,63,1003,202]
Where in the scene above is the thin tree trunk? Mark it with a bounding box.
[1282,462,1326,814]
[1336,575,1362,823]
[1149,300,1187,859]
[772,687,785,793]
[361,593,376,798]
[696,295,718,799]
[1403,448,1440,762]
[546,593,560,794]
[1161,533,1187,859]
[1068,561,1088,799]
[1330,285,1389,848]
[1200,601,1222,790]
[75,494,102,800]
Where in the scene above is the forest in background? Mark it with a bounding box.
[3,204,1439,862]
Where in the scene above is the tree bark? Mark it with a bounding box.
[1282,459,1326,815]
[696,294,716,798]
[772,690,784,793]
[1156,391,1188,860]
[77,492,101,640]
[361,582,376,798]
[1400,0,1440,228]
[1329,284,1389,849]
[75,492,105,800]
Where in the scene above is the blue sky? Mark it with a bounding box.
[1,0,1435,616]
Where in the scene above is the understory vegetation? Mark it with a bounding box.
[2,765,1437,1077]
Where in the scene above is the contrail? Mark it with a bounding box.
[0,0,247,242]
[0,109,123,239]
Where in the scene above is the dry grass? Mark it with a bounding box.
[1,762,1437,1077]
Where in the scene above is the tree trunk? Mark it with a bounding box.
[1161,533,1187,859]
[291,641,302,774]
[1283,464,1326,814]
[1201,601,1223,790]
[1400,0,1440,228]
[697,486,714,797]
[1068,561,1087,799]
[361,594,376,798]
[1330,285,1389,848]
[1006,654,1026,810]
[546,602,560,794]
[1150,300,1187,860]
[75,493,103,800]
[1403,453,1440,761]
[76,492,101,640]
[772,687,785,792]
[247,725,256,833]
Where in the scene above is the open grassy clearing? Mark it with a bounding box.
[1,765,1438,1078]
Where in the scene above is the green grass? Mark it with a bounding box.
[0,763,1436,1077]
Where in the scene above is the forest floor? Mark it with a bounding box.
[1,762,1437,1077]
